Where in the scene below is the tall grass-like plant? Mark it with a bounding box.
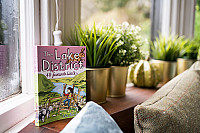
[150,34,189,61]
[181,38,200,59]
[68,23,119,67]
[198,47,200,60]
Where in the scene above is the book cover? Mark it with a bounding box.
[34,46,86,126]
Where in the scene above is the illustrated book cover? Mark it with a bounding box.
[34,46,86,126]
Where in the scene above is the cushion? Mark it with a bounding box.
[134,69,200,133]
[61,101,122,133]
[189,61,200,70]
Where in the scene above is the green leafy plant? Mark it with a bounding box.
[105,21,144,66]
[180,38,200,59]
[68,23,119,67]
[150,34,189,61]
[198,47,200,60]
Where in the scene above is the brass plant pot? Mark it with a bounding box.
[107,66,128,97]
[86,68,110,104]
[177,58,196,75]
[151,59,177,84]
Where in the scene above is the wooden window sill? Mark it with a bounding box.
[18,86,157,133]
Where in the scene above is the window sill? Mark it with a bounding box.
[0,94,34,132]
[5,113,35,133]
[19,86,157,133]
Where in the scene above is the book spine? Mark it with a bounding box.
[34,46,39,126]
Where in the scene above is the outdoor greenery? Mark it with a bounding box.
[82,0,151,50]
[195,1,200,38]
[0,21,4,45]
[197,0,200,9]
[150,34,189,61]
[68,23,119,67]
[105,21,144,66]
[94,0,130,12]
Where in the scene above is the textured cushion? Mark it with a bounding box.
[189,61,200,70]
[134,70,200,133]
[61,101,122,133]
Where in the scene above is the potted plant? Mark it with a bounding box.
[68,23,119,103]
[0,20,8,75]
[177,38,200,74]
[105,22,144,97]
[150,34,187,84]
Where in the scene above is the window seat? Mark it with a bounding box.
[19,86,157,133]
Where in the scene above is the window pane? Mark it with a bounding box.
[0,0,20,101]
[195,0,200,38]
[81,0,151,51]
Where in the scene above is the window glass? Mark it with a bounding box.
[0,0,20,101]
[81,0,151,51]
[195,0,200,38]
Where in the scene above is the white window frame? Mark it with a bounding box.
[161,0,196,38]
[40,0,81,45]
[0,0,40,132]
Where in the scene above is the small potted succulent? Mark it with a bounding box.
[105,21,144,97]
[177,38,200,74]
[67,23,119,103]
[150,34,188,84]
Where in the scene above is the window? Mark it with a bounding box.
[0,0,197,132]
[195,0,200,38]
[81,0,151,51]
[0,0,38,132]
[0,0,78,132]
[0,0,20,101]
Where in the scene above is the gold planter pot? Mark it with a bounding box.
[86,68,110,104]
[107,66,128,97]
[151,60,177,84]
[177,58,196,75]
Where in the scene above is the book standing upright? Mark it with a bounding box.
[34,46,86,126]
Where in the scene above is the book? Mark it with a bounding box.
[34,46,86,126]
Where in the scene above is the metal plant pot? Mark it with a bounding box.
[86,68,110,104]
[107,66,128,97]
[151,59,177,84]
[177,58,196,75]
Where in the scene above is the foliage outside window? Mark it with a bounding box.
[81,0,151,51]
[195,0,200,38]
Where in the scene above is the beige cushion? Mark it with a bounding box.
[189,61,200,70]
[134,69,200,133]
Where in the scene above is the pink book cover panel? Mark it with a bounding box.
[34,46,86,126]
